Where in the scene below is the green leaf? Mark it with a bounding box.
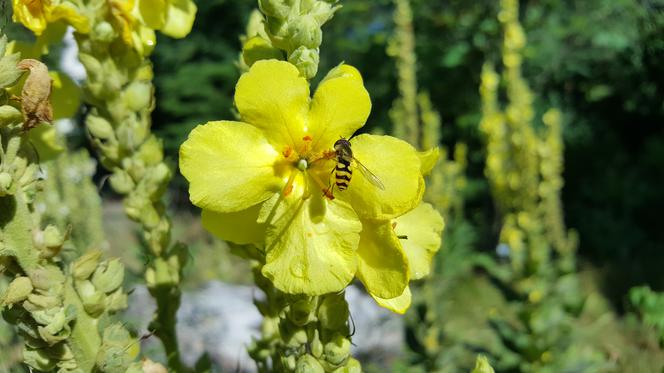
[0,36,23,89]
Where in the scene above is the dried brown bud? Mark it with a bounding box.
[17,59,54,130]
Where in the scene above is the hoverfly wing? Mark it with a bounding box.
[352,157,385,190]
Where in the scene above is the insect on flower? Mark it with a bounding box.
[325,137,385,197]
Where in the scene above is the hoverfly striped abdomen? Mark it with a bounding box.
[327,137,384,197]
[335,156,353,190]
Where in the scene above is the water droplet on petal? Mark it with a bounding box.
[291,261,305,278]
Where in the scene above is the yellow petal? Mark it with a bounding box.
[179,120,282,212]
[138,0,167,30]
[356,220,409,299]
[308,64,371,150]
[161,0,197,38]
[394,203,444,280]
[234,60,309,149]
[242,36,284,67]
[12,0,48,35]
[340,134,424,220]
[49,4,90,33]
[371,285,412,314]
[201,204,265,245]
[262,194,361,295]
[418,147,440,176]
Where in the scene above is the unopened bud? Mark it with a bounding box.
[123,81,152,112]
[105,288,128,312]
[0,104,22,124]
[73,250,103,280]
[288,46,319,79]
[86,114,114,140]
[77,280,106,317]
[108,170,135,194]
[258,0,289,18]
[0,172,12,194]
[93,22,116,42]
[2,276,33,306]
[323,334,350,366]
[288,16,322,49]
[92,259,124,293]
[281,355,297,371]
[296,354,324,373]
[288,298,317,326]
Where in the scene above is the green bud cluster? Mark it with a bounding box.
[0,33,140,372]
[37,150,106,255]
[73,7,189,370]
[250,0,341,79]
[248,262,361,373]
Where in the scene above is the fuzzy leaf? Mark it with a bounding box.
[0,36,23,89]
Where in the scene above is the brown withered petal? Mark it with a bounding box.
[17,59,54,130]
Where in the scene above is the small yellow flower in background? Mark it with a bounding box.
[180,60,443,311]
[12,0,89,36]
[108,0,196,55]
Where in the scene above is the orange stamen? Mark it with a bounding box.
[282,171,297,197]
[283,184,294,197]
[308,170,335,200]
[282,146,293,158]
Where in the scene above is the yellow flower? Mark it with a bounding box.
[180,60,425,297]
[12,0,90,35]
[108,0,196,55]
[368,202,445,313]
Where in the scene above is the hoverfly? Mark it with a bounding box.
[330,138,385,193]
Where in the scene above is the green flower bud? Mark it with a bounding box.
[97,324,138,372]
[296,354,325,373]
[76,280,106,317]
[281,354,297,371]
[73,250,103,280]
[2,276,33,306]
[109,170,135,194]
[279,319,308,348]
[25,294,60,310]
[287,15,322,49]
[78,53,102,81]
[36,307,72,344]
[0,104,22,124]
[93,21,116,42]
[259,0,289,18]
[38,225,65,258]
[323,334,350,367]
[92,259,125,294]
[333,357,362,373]
[310,1,340,25]
[30,266,65,291]
[23,346,58,372]
[288,298,317,326]
[105,288,128,312]
[137,136,165,166]
[0,172,13,195]
[86,114,115,140]
[310,330,323,358]
[123,81,153,112]
[318,293,348,331]
[288,46,319,79]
